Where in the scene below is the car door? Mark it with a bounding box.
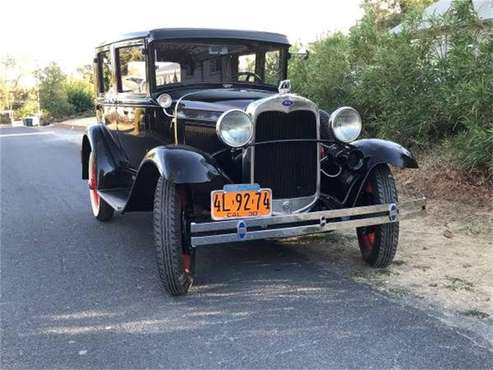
[95,48,119,145]
[114,42,165,170]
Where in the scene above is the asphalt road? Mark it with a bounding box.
[1,125,492,369]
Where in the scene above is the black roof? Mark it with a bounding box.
[97,28,290,47]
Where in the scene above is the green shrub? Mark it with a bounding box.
[452,124,493,175]
[65,79,94,113]
[289,34,354,112]
[290,0,493,175]
[16,97,39,119]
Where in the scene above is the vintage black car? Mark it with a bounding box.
[82,28,425,296]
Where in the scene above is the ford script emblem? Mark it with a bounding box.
[237,220,247,240]
[282,99,293,107]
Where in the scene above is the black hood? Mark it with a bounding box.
[172,87,276,114]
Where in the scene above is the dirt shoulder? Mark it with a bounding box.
[352,200,492,318]
[389,156,492,319]
[396,161,491,328]
[281,157,492,343]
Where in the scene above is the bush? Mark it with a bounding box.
[289,0,493,175]
[16,97,38,119]
[65,79,94,113]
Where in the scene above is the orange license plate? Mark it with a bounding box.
[211,184,272,220]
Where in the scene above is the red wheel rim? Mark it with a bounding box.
[183,253,192,273]
[359,229,376,251]
[88,154,100,214]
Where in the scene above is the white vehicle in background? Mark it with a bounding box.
[23,116,41,127]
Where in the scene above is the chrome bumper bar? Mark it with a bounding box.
[190,197,426,247]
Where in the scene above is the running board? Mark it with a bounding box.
[190,198,426,247]
[98,188,130,212]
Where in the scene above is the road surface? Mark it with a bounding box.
[1,125,492,369]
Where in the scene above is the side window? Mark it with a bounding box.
[98,50,114,94]
[117,45,147,94]
[264,50,280,86]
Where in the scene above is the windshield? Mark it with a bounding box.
[152,41,284,88]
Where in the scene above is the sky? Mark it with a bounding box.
[0,0,363,78]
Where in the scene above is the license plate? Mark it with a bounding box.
[211,184,272,220]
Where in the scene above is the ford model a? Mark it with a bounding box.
[82,29,425,296]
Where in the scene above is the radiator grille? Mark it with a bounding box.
[254,110,317,198]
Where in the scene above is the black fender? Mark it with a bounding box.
[352,139,418,169]
[124,145,232,212]
[81,123,128,189]
[344,139,418,207]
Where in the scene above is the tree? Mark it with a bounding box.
[0,79,8,111]
[398,0,435,15]
[0,55,23,112]
[361,0,435,29]
[34,62,73,119]
[0,55,39,119]
[76,64,95,85]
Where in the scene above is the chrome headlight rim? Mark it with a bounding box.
[216,109,254,148]
[329,106,362,143]
[157,93,172,108]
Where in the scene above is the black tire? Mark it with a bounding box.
[88,152,114,222]
[356,165,399,268]
[153,176,194,296]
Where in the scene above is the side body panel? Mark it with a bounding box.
[116,97,171,170]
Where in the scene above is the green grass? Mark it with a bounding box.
[460,309,489,320]
[444,276,474,291]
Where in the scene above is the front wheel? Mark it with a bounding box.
[153,177,194,296]
[356,165,399,268]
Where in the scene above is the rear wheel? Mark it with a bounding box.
[356,165,399,267]
[153,176,194,296]
[88,152,114,221]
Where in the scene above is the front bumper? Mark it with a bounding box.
[190,197,426,247]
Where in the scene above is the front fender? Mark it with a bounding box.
[81,123,127,189]
[352,139,418,169]
[343,139,418,207]
[144,145,231,184]
[124,145,231,212]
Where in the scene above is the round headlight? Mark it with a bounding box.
[157,93,172,108]
[329,107,362,143]
[216,109,253,148]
